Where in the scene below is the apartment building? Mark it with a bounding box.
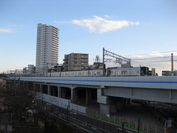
[63,53,88,71]
[36,23,59,73]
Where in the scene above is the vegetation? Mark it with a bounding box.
[0,78,83,133]
[0,78,43,133]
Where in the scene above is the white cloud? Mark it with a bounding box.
[0,29,12,33]
[104,15,111,18]
[54,21,62,24]
[9,24,23,27]
[55,15,140,33]
[129,52,164,59]
[54,20,70,24]
[128,52,177,75]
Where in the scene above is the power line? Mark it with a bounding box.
[131,56,177,60]
[123,50,177,56]
[91,54,177,61]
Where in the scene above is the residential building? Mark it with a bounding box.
[36,23,59,73]
[28,64,35,74]
[63,53,88,71]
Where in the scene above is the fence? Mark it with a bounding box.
[86,108,177,133]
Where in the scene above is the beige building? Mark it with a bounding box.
[63,53,88,71]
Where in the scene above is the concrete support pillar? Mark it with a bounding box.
[71,88,77,103]
[39,84,43,93]
[86,89,89,105]
[48,85,50,95]
[100,104,110,114]
[71,88,74,103]
[58,86,61,97]
[97,88,109,104]
[97,87,112,114]
[40,84,42,93]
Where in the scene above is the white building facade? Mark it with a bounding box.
[36,23,59,73]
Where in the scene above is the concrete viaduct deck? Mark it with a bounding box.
[11,76,177,103]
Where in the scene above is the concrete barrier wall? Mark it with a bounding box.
[35,92,87,113]
[70,103,87,114]
[36,92,70,109]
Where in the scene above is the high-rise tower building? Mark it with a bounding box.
[36,23,59,73]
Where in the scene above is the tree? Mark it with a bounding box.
[3,95,33,122]
[1,79,36,123]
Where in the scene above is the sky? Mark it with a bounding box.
[0,0,177,75]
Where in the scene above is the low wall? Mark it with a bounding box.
[35,92,87,113]
[36,92,70,109]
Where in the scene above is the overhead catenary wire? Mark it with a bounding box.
[131,56,177,60]
[123,50,177,56]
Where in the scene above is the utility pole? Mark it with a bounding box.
[103,47,105,76]
[57,63,58,72]
[171,53,174,76]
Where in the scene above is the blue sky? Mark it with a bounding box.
[0,0,177,75]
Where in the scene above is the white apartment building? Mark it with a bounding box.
[36,23,59,73]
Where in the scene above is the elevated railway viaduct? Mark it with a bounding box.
[8,76,177,114]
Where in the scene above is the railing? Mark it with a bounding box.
[86,108,177,133]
